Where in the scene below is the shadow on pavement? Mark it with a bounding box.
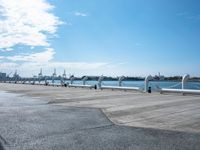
[0,141,5,150]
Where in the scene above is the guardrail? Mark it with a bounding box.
[3,72,200,95]
[68,84,95,89]
[160,74,200,95]
[160,88,200,95]
[100,85,140,91]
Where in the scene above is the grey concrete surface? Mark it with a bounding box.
[0,91,200,150]
[0,83,200,133]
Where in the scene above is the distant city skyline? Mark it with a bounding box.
[0,0,200,77]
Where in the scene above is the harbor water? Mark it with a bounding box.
[39,80,200,91]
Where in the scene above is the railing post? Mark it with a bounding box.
[144,75,152,92]
[98,75,104,89]
[118,76,125,87]
[61,70,66,86]
[60,77,64,86]
[182,74,190,89]
[33,77,35,85]
[70,76,75,84]
[45,77,48,85]
[83,76,88,85]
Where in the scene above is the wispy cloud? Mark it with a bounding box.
[176,12,188,17]
[0,61,110,77]
[0,48,13,52]
[176,12,200,21]
[0,56,5,59]
[0,49,110,76]
[187,14,200,20]
[0,0,62,49]
[74,11,88,17]
[0,62,18,68]
[0,1,118,77]
[6,48,55,62]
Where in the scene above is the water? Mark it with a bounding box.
[34,80,200,91]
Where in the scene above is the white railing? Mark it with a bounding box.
[98,75,142,92]
[144,75,152,92]
[160,74,200,95]
[160,88,200,95]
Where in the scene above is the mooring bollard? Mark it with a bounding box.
[94,84,97,90]
[148,87,151,93]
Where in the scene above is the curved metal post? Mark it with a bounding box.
[118,76,125,87]
[98,75,104,89]
[52,76,54,85]
[60,77,63,86]
[70,76,75,84]
[83,76,88,85]
[33,77,35,85]
[144,75,152,92]
[60,70,66,86]
[52,69,57,85]
[45,77,48,85]
[182,74,190,89]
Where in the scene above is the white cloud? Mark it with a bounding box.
[0,62,18,68]
[0,1,121,77]
[6,48,13,51]
[0,0,62,49]
[0,56,5,59]
[0,49,110,76]
[43,62,108,70]
[0,61,110,77]
[176,12,200,21]
[0,1,113,77]
[0,48,13,52]
[6,48,55,62]
[187,14,200,20]
[176,12,188,16]
[74,12,88,17]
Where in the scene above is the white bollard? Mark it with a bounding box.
[182,74,190,89]
[70,76,75,84]
[118,76,125,87]
[98,75,104,89]
[144,75,152,92]
[83,76,88,85]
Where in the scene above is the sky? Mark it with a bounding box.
[0,0,200,77]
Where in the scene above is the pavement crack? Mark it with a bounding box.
[78,124,114,132]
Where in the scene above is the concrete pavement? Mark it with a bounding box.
[0,91,200,150]
[0,83,200,133]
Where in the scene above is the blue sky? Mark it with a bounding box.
[0,0,200,77]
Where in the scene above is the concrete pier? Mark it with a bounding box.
[0,83,199,133]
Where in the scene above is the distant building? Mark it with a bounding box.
[159,75,165,80]
[154,73,165,81]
